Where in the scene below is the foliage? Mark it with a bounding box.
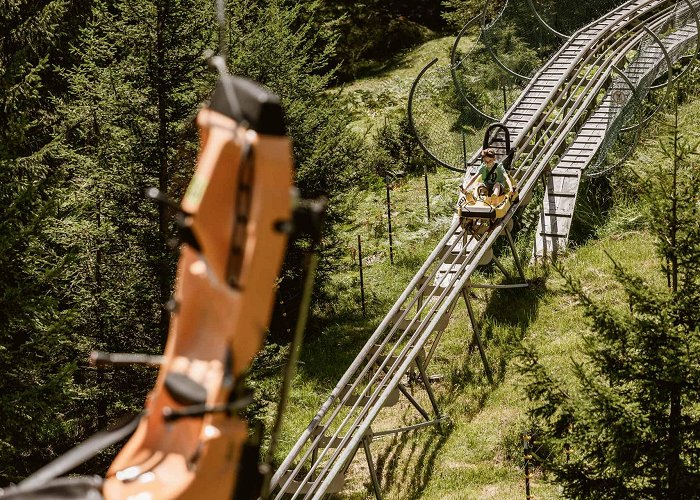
[374,111,423,177]
[41,0,214,478]
[223,0,364,341]
[310,0,446,81]
[441,0,482,29]
[0,0,89,483]
[0,0,363,481]
[520,102,700,499]
[442,0,620,35]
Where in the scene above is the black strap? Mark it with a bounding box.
[485,161,501,184]
[18,413,144,491]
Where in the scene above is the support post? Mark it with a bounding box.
[396,383,431,421]
[358,234,366,317]
[492,256,511,280]
[462,289,494,384]
[423,165,431,221]
[506,229,527,282]
[385,175,394,265]
[524,434,532,500]
[374,361,431,421]
[363,436,383,500]
[415,353,441,418]
[462,129,468,169]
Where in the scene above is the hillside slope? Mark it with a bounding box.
[274,37,699,499]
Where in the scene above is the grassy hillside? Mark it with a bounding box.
[343,36,457,135]
[272,38,700,499]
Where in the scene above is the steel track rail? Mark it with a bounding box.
[461,1,675,191]
[585,2,699,177]
[444,0,666,173]
[534,1,699,256]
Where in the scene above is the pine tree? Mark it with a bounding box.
[520,100,700,499]
[225,0,363,336]
[0,0,94,483]
[54,0,214,457]
[0,0,362,482]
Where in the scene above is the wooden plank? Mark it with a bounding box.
[278,470,346,495]
[388,309,451,334]
[546,175,580,194]
[542,194,576,214]
[534,234,569,258]
[543,211,573,218]
[540,216,573,235]
[339,382,399,408]
[550,170,580,178]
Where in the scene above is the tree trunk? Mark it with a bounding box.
[156,0,170,344]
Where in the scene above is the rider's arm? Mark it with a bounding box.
[505,169,515,193]
[497,164,514,192]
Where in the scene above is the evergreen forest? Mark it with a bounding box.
[1,0,699,498]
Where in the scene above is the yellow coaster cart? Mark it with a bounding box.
[457,123,518,236]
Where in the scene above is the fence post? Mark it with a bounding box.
[523,433,532,500]
[423,165,431,222]
[462,129,468,169]
[385,175,394,265]
[358,234,366,317]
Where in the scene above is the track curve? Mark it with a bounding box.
[270,1,700,498]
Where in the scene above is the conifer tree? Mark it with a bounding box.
[62,0,212,347]
[225,0,363,331]
[0,0,361,482]
[0,0,96,483]
[53,0,214,461]
[520,100,700,499]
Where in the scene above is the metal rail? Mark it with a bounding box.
[270,1,700,498]
[534,0,699,258]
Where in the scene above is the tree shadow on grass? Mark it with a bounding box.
[373,424,453,498]
[445,269,548,387]
[298,315,384,387]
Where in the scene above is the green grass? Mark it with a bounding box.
[341,36,461,135]
[275,188,666,499]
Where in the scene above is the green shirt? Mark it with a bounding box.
[479,161,506,186]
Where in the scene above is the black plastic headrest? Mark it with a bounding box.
[209,75,286,136]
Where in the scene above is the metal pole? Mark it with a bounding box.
[463,290,493,384]
[524,434,532,500]
[358,235,366,317]
[262,247,322,499]
[503,83,508,114]
[415,355,441,418]
[506,228,527,282]
[492,256,512,280]
[362,436,382,500]
[462,129,468,169]
[423,165,431,221]
[385,175,394,265]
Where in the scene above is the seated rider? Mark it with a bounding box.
[478,148,513,197]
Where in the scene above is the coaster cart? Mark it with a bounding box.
[457,123,518,236]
